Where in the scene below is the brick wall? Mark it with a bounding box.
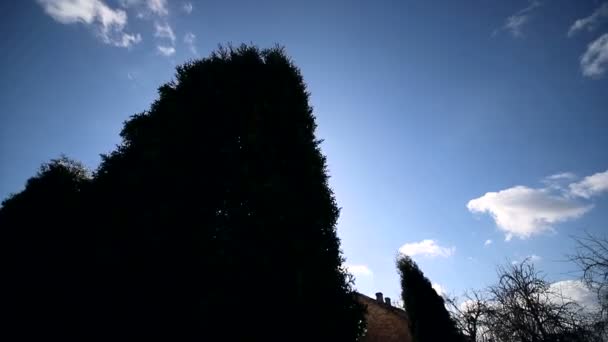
[357,293,412,342]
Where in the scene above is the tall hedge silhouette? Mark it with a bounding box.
[397,255,463,342]
[2,45,365,341]
[1,157,92,340]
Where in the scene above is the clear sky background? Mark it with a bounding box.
[1,0,607,307]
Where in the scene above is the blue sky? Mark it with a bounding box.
[1,0,608,307]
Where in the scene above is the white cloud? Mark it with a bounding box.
[568,3,608,37]
[154,21,175,42]
[399,240,455,258]
[39,0,99,24]
[580,33,608,78]
[484,239,493,247]
[111,32,141,47]
[545,172,577,181]
[550,280,598,311]
[499,0,542,38]
[157,45,175,56]
[570,169,608,198]
[542,173,578,192]
[37,0,140,47]
[146,0,168,16]
[467,186,591,240]
[345,264,373,277]
[432,282,445,296]
[529,254,542,263]
[119,0,167,18]
[154,22,175,57]
[459,299,478,312]
[504,15,529,37]
[468,169,608,240]
[183,2,193,14]
[184,32,197,55]
[119,0,142,7]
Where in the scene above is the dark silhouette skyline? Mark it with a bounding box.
[2,45,365,341]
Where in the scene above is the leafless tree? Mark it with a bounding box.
[571,233,608,318]
[570,233,608,340]
[484,259,593,342]
[448,260,598,342]
[446,289,490,342]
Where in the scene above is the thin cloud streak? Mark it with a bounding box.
[154,21,175,43]
[184,32,197,55]
[568,3,608,36]
[157,45,175,56]
[497,0,542,38]
[580,34,608,79]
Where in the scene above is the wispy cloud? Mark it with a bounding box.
[468,169,608,240]
[542,172,578,191]
[496,0,542,38]
[182,2,193,14]
[545,172,577,181]
[120,0,167,18]
[37,0,141,47]
[399,240,455,258]
[154,21,176,57]
[184,32,197,55]
[154,21,175,42]
[345,264,373,277]
[113,32,142,47]
[120,1,175,56]
[157,45,175,56]
[580,33,608,78]
[146,0,168,16]
[570,169,608,198]
[484,239,493,247]
[568,3,608,37]
[511,254,542,265]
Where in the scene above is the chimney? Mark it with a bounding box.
[385,297,391,306]
[375,292,384,303]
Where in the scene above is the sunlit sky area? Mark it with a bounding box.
[1,0,607,307]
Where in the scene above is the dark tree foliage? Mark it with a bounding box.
[1,45,364,341]
[1,157,91,340]
[397,255,464,342]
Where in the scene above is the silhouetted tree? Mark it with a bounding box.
[484,259,597,342]
[2,45,364,341]
[88,45,364,341]
[570,233,608,336]
[397,255,464,342]
[446,290,490,342]
[1,157,91,340]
